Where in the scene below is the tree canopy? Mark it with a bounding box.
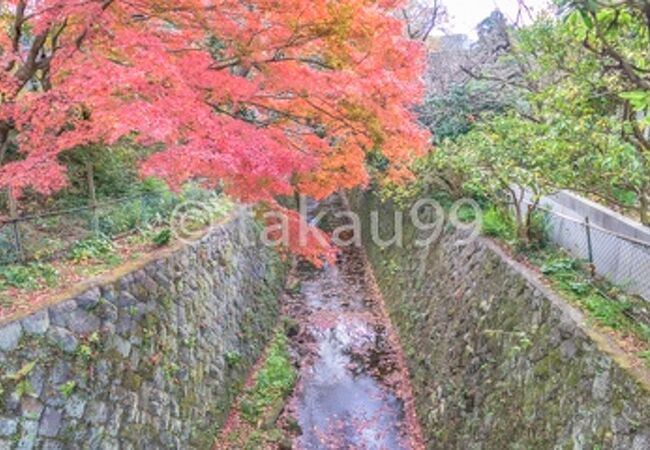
[0,0,429,262]
[0,0,427,199]
[418,0,650,237]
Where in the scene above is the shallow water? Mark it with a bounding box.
[286,197,418,450]
[296,322,406,449]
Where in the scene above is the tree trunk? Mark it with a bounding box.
[524,196,542,243]
[509,186,528,243]
[640,190,650,226]
[86,162,99,234]
[513,201,528,242]
[525,205,534,243]
[0,125,11,166]
[7,187,25,263]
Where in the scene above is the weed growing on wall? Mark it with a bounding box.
[481,207,515,241]
[239,331,296,424]
[218,328,297,449]
[532,248,650,362]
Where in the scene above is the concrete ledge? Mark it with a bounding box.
[485,237,650,394]
[544,190,650,243]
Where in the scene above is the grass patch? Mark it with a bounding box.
[481,206,515,240]
[152,228,172,247]
[218,329,297,449]
[532,248,650,350]
[0,263,59,291]
[640,351,650,368]
[240,330,296,424]
[69,235,117,263]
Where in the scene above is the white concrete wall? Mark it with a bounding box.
[527,191,650,301]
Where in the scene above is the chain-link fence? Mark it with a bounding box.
[535,203,650,302]
[0,192,182,265]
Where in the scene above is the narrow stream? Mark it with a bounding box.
[283,196,423,449]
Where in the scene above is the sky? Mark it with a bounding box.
[441,0,552,39]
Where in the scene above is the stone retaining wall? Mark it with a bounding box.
[352,191,650,450]
[0,211,285,449]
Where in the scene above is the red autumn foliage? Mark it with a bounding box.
[0,0,428,262]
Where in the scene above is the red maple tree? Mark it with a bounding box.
[0,0,428,262]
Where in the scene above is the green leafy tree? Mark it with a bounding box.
[430,112,566,241]
[565,0,650,222]
[426,3,650,237]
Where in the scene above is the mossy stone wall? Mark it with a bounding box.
[352,191,650,450]
[0,211,285,449]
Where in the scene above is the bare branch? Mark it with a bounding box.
[401,0,448,41]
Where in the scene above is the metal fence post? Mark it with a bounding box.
[585,216,595,277]
[139,194,146,228]
[7,187,25,263]
[86,162,99,235]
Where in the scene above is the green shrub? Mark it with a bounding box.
[98,201,142,236]
[481,207,515,240]
[225,351,243,369]
[541,257,578,275]
[57,141,154,202]
[0,263,59,291]
[456,203,478,223]
[538,251,648,348]
[612,188,637,208]
[69,236,116,263]
[152,229,172,247]
[240,331,296,424]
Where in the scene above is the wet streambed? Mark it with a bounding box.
[283,197,423,449]
[216,196,423,449]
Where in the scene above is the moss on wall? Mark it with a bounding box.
[0,212,286,449]
[351,191,650,450]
